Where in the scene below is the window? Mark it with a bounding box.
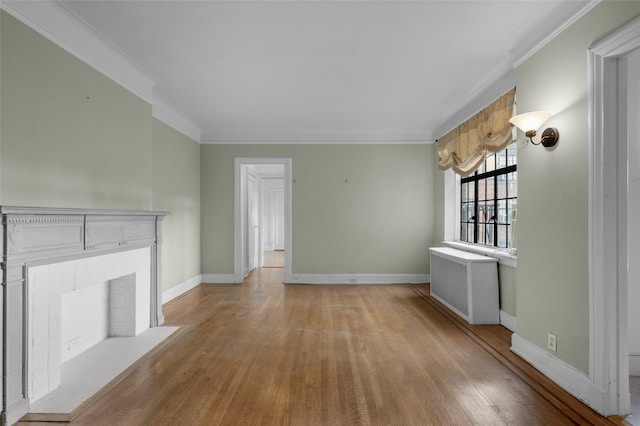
[459,143,517,248]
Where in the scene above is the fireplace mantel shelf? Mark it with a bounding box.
[0,205,169,217]
[1,206,169,426]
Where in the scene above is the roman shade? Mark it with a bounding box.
[438,88,516,176]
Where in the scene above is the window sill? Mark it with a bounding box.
[441,241,517,268]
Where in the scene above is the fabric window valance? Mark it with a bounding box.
[438,87,516,176]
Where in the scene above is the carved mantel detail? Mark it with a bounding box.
[0,206,169,426]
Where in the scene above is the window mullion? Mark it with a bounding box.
[474,179,479,243]
[493,174,498,247]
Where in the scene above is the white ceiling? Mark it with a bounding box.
[10,1,594,143]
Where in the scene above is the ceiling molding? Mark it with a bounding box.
[152,95,202,143]
[1,0,204,141]
[513,0,601,68]
[433,67,516,140]
[201,139,434,145]
[1,0,157,104]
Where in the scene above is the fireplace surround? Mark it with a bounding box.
[0,206,168,425]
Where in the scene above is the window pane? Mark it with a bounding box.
[507,143,517,166]
[478,179,488,201]
[497,149,507,168]
[485,154,496,173]
[477,161,486,175]
[467,203,475,222]
[508,199,517,222]
[477,201,487,223]
[467,181,475,201]
[485,176,495,200]
[497,199,507,224]
[486,202,496,223]
[497,225,508,248]
[457,143,516,248]
[461,202,469,222]
[508,171,517,198]
[497,175,507,198]
[481,222,494,246]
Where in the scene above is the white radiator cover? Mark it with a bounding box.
[429,247,499,324]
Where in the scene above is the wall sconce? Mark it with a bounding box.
[509,111,559,147]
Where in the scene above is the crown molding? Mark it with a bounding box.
[433,0,601,140]
[1,0,157,103]
[201,128,435,144]
[433,66,516,139]
[513,0,601,68]
[1,0,204,142]
[201,139,435,145]
[152,96,202,143]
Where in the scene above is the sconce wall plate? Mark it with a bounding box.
[540,127,559,147]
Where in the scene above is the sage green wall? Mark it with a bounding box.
[431,143,445,246]
[0,12,152,210]
[152,120,201,291]
[515,1,640,373]
[201,144,434,275]
[499,265,516,317]
[0,12,202,292]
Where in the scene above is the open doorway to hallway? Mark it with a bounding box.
[234,157,292,282]
[260,165,286,269]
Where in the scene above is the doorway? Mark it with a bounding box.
[234,157,292,283]
[588,16,640,417]
[626,45,640,424]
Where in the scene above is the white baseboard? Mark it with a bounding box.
[162,274,202,304]
[511,333,593,405]
[499,310,517,332]
[201,273,237,284]
[284,274,429,285]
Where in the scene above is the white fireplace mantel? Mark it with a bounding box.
[0,206,169,426]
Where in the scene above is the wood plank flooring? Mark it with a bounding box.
[20,268,629,425]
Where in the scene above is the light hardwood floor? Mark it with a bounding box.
[20,268,630,425]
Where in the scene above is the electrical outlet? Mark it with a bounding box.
[547,333,557,352]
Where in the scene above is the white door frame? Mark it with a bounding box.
[234,157,292,283]
[588,16,640,416]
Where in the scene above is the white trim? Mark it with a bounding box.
[234,158,293,284]
[434,68,516,139]
[513,1,602,68]
[201,274,236,284]
[442,241,517,268]
[202,139,434,145]
[588,15,640,417]
[161,274,202,304]
[443,169,458,242]
[499,310,517,332]
[629,355,640,376]
[152,95,202,143]
[511,334,594,405]
[284,274,429,285]
[434,1,600,139]
[1,0,157,104]
[1,1,206,144]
